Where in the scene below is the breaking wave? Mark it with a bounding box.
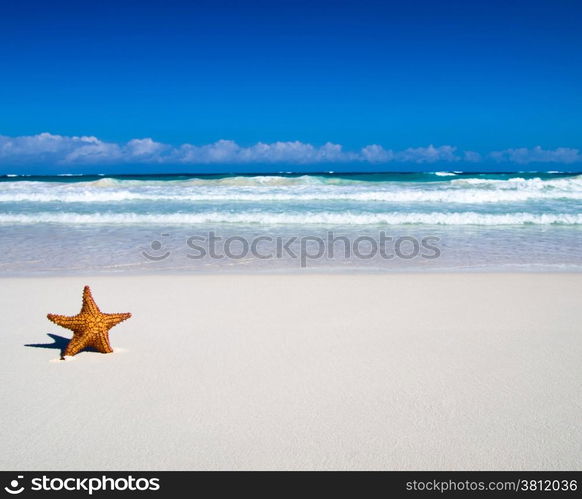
[0,211,580,226]
[0,174,581,204]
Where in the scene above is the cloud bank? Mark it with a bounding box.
[0,133,580,166]
[489,146,582,164]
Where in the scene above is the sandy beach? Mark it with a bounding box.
[1,273,581,470]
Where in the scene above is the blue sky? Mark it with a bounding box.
[1,0,581,173]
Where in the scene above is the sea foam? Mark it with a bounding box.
[0,211,580,225]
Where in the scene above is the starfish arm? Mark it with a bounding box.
[62,333,91,358]
[86,329,114,354]
[103,312,132,328]
[80,286,101,315]
[47,314,86,332]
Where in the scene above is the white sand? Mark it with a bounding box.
[1,273,581,470]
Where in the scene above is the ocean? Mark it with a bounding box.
[0,171,581,274]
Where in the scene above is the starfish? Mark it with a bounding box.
[47,285,131,359]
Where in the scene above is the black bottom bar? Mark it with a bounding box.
[1,472,580,497]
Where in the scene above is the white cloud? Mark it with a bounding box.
[463,151,482,162]
[0,133,580,166]
[174,140,355,164]
[125,138,168,159]
[490,146,582,164]
[0,133,104,162]
[64,141,122,163]
[360,144,394,163]
[395,145,458,163]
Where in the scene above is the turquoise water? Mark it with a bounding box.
[0,171,580,273]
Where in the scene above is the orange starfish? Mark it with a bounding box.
[47,285,131,359]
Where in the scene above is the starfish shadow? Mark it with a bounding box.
[25,333,98,357]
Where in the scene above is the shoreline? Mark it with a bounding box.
[1,267,582,279]
[3,269,580,279]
